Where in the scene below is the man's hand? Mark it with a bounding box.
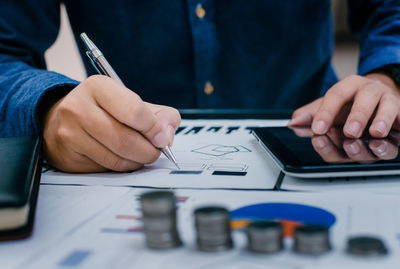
[42,75,181,173]
[290,73,400,138]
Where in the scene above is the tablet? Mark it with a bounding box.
[252,126,400,178]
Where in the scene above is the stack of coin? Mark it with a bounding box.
[140,191,182,249]
[347,236,388,257]
[293,225,331,255]
[247,221,283,253]
[194,206,233,252]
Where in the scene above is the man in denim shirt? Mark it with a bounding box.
[0,1,399,172]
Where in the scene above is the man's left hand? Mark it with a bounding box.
[290,73,400,138]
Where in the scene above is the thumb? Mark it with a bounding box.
[289,98,322,126]
[146,103,181,147]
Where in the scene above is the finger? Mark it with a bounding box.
[325,127,345,149]
[369,93,400,138]
[311,75,366,135]
[69,128,143,172]
[85,75,169,147]
[290,127,313,137]
[369,140,398,160]
[49,122,136,172]
[61,153,108,173]
[343,83,382,138]
[146,103,181,129]
[43,137,106,173]
[311,136,347,163]
[289,98,322,126]
[342,139,377,163]
[81,104,161,164]
[388,130,400,146]
[393,113,400,130]
[146,103,181,145]
[332,102,353,126]
[154,113,177,146]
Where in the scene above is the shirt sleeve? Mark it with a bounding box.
[0,1,79,137]
[348,0,400,75]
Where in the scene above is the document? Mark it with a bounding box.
[0,185,130,269]
[10,185,400,269]
[42,119,288,190]
[280,173,400,193]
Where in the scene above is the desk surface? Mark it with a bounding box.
[1,114,400,268]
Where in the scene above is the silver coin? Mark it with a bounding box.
[347,236,388,257]
[194,206,233,252]
[247,221,283,253]
[140,191,182,249]
[293,225,331,255]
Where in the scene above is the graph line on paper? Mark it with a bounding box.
[208,163,248,172]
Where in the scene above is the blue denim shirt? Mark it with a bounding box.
[0,0,400,136]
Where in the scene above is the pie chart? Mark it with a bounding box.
[230,203,336,237]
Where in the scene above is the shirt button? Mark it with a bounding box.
[196,4,206,19]
[204,81,214,95]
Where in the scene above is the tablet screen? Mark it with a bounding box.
[253,126,400,175]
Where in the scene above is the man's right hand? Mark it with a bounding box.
[42,75,181,173]
[291,126,400,164]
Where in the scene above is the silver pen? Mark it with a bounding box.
[80,32,180,170]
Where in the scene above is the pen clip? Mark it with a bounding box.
[86,51,105,75]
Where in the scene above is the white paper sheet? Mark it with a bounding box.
[10,186,400,269]
[41,119,288,189]
[0,185,130,269]
[280,173,400,193]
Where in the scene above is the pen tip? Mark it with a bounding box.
[175,163,181,170]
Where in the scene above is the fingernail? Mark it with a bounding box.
[346,121,361,137]
[153,131,169,148]
[348,141,361,155]
[376,143,387,155]
[370,140,387,155]
[372,121,387,136]
[167,125,175,145]
[312,120,327,134]
[314,136,327,148]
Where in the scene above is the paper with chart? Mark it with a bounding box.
[41,119,288,189]
[10,185,400,269]
[0,185,130,269]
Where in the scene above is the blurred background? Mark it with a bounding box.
[44,1,359,82]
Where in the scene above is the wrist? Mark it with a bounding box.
[365,72,400,92]
[36,85,75,132]
[366,64,400,92]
